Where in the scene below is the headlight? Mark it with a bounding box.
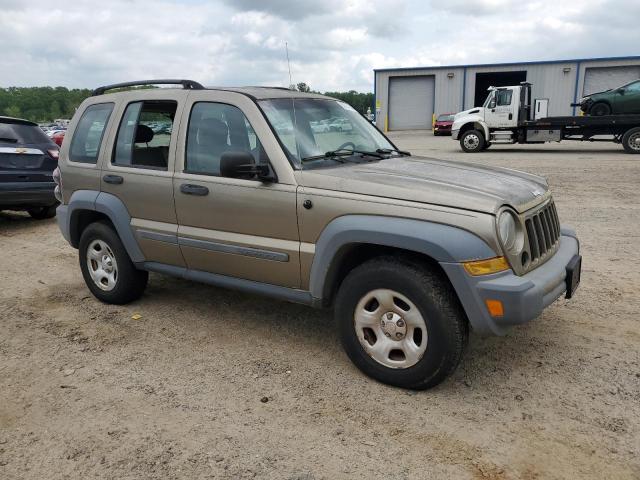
[498,210,523,254]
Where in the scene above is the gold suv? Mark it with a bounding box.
[54,80,581,389]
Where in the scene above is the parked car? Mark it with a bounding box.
[433,113,456,135]
[579,79,640,116]
[329,117,353,132]
[55,80,581,390]
[51,130,66,146]
[0,116,60,218]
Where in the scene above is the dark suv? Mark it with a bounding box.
[0,116,60,219]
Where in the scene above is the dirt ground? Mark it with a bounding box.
[1,133,639,479]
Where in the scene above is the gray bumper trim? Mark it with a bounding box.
[441,228,580,335]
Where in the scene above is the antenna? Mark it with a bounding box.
[285,42,293,90]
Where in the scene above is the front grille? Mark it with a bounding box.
[524,201,560,262]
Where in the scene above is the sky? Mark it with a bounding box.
[0,0,638,92]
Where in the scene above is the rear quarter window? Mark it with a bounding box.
[69,103,114,164]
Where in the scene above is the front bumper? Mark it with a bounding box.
[0,181,57,208]
[441,227,580,335]
[451,128,460,140]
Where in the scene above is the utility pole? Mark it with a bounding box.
[285,42,294,90]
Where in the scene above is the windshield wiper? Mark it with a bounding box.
[301,148,384,164]
[376,148,411,156]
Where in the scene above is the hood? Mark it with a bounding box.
[300,156,549,214]
[455,107,482,119]
[584,89,611,98]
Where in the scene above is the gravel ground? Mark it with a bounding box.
[1,132,638,479]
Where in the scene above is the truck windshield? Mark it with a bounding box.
[258,98,396,168]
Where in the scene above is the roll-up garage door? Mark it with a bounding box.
[388,76,434,130]
[583,66,640,95]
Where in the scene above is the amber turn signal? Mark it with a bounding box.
[485,299,504,317]
[463,256,510,276]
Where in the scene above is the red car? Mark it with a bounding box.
[51,130,65,146]
[433,113,455,136]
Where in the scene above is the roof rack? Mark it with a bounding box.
[92,79,204,96]
[250,86,295,91]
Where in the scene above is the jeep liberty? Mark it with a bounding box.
[54,80,581,389]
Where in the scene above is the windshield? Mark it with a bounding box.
[437,114,455,122]
[258,98,395,168]
[483,91,495,108]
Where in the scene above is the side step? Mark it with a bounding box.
[490,130,515,144]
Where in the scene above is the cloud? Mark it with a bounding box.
[0,0,638,93]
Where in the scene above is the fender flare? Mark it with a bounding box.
[308,215,496,301]
[460,120,489,141]
[64,190,145,263]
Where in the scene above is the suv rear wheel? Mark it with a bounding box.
[79,221,148,304]
[335,256,468,390]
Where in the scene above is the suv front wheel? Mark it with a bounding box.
[79,221,148,304]
[335,256,468,390]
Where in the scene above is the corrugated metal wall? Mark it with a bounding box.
[375,57,640,130]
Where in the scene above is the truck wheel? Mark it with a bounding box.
[460,129,485,153]
[335,256,468,390]
[79,221,148,304]
[590,102,611,116]
[28,203,58,219]
[622,127,640,154]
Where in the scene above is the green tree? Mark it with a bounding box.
[4,105,21,118]
[296,82,311,93]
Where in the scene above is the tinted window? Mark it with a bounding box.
[69,103,114,163]
[113,100,176,170]
[0,122,50,144]
[496,90,513,106]
[185,102,267,177]
[625,81,640,93]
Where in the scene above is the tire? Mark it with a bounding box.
[28,203,58,219]
[482,141,491,150]
[335,256,468,390]
[622,127,640,154]
[590,102,611,116]
[459,129,485,153]
[79,221,148,304]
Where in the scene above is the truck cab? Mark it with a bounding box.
[452,84,525,152]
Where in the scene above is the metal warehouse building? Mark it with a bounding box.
[374,55,640,131]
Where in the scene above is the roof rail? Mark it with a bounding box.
[92,79,204,96]
[250,86,295,91]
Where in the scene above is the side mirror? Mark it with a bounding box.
[220,151,275,182]
[617,88,625,95]
[489,99,497,109]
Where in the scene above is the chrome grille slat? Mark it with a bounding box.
[524,200,560,265]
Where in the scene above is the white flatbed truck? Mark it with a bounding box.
[452,82,640,154]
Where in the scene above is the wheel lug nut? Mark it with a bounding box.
[396,320,404,327]
[395,332,403,339]
[385,332,391,337]
[386,313,393,320]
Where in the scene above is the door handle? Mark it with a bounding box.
[508,113,513,120]
[103,174,123,185]
[180,184,209,196]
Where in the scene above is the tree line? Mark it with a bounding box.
[1,83,375,123]
[0,87,92,123]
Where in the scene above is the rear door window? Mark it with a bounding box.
[112,100,177,170]
[69,103,114,163]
